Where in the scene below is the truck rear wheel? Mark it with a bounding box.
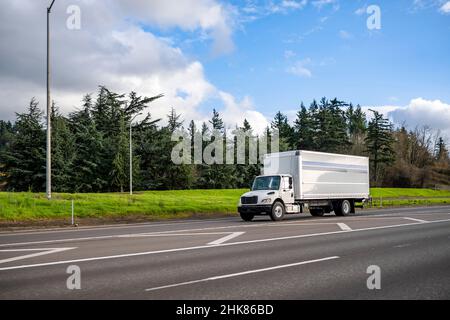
[309,208,324,217]
[335,200,352,216]
[240,212,254,222]
[270,201,285,221]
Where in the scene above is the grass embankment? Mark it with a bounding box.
[0,188,449,225]
[369,188,450,207]
[0,189,247,223]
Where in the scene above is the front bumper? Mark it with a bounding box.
[238,205,272,215]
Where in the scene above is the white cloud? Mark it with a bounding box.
[281,0,308,10]
[440,1,450,13]
[363,98,450,141]
[388,98,450,132]
[286,59,313,77]
[312,0,339,10]
[219,92,269,134]
[284,50,296,59]
[360,106,400,121]
[113,0,236,55]
[241,0,308,20]
[354,6,366,15]
[0,0,271,131]
[339,30,353,39]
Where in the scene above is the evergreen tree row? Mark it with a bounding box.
[0,87,448,192]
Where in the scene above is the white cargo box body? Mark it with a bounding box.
[263,150,369,200]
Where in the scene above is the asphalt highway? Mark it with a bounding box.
[0,205,449,299]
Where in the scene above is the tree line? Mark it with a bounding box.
[0,87,449,193]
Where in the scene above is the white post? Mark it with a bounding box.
[71,200,74,225]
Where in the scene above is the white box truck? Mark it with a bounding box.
[238,150,370,221]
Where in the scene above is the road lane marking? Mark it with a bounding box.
[0,247,76,264]
[208,232,245,245]
[2,205,448,237]
[0,217,238,237]
[403,217,428,223]
[394,243,411,248]
[337,223,352,231]
[117,232,232,238]
[145,256,339,292]
[1,218,449,272]
[0,213,424,248]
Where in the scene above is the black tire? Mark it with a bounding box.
[270,201,285,221]
[335,200,352,216]
[309,208,325,217]
[240,212,254,222]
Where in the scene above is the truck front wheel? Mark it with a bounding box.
[270,201,285,221]
[240,212,255,222]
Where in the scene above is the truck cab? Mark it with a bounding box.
[238,174,300,221]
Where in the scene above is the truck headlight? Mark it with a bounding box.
[260,198,272,204]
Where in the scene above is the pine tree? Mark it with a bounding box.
[0,99,46,191]
[235,119,260,188]
[51,103,76,192]
[133,112,162,190]
[69,94,106,192]
[314,98,349,153]
[110,111,129,192]
[271,111,292,151]
[195,122,211,188]
[293,102,313,150]
[160,111,193,189]
[167,108,183,133]
[435,137,449,162]
[365,109,395,184]
[206,109,234,188]
[346,104,367,155]
[209,109,224,133]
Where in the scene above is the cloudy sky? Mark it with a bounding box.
[1,0,449,138]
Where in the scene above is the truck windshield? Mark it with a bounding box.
[252,176,281,191]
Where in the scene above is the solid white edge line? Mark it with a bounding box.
[0,218,449,272]
[208,232,245,245]
[145,256,339,292]
[403,217,428,223]
[337,223,352,231]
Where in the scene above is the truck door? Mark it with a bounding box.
[281,176,294,204]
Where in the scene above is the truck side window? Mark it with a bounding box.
[282,177,291,190]
[289,177,293,189]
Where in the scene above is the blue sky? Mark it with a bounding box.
[180,0,450,117]
[1,0,450,137]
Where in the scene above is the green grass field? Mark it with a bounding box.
[0,188,449,223]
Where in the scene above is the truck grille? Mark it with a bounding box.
[241,196,258,204]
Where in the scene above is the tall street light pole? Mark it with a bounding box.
[129,113,142,196]
[46,0,56,200]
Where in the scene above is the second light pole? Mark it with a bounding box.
[46,0,56,200]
